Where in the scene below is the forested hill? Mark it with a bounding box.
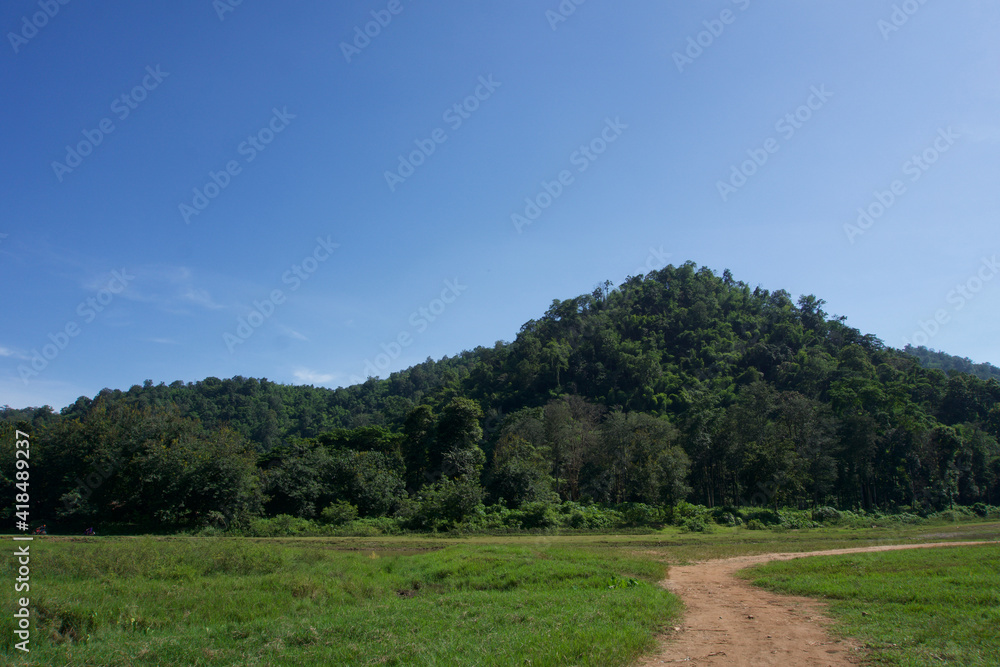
[3,262,999,528]
[903,345,1000,383]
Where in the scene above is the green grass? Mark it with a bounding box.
[3,520,998,665]
[1,537,679,666]
[741,544,1000,666]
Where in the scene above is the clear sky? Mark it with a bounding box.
[2,1,998,410]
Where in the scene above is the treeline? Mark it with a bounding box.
[3,262,1000,531]
[903,344,1000,383]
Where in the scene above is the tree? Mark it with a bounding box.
[434,398,485,480]
[402,405,436,491]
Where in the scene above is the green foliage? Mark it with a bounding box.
[405,477,486,531]
[679,515,710,533]
[905,344,1000,382]
[319,500,358,526]
[4,262,1000,531]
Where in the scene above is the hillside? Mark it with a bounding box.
[3,262,999,531]
[903,345,1000,383]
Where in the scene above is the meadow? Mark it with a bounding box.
[1,537,677,666]
[743,542,1000,666]
[2,519,998,666]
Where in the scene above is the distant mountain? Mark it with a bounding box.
[902,345,1000,383]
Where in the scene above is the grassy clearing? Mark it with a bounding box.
[1,537,679,666]
[741,544,1000,666]
[2,520,997,665]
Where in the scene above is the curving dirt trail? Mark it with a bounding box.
[638,541,998,666]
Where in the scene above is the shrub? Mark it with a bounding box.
[812,506,841,522]
[715,511,740,527]
[618,503,663,527]
[560,502,622,530]
[405,478,485,531]
[516,501,560,530]
[320,500,359,526]
[680,516,710,533]
[746,519,766,530]
[247,514,318,537]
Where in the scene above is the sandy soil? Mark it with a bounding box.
[637,541,998,666]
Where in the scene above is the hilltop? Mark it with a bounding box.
[3,262,998,531]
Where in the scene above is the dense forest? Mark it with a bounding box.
[903,345,1000,383]
[3,263,999,532]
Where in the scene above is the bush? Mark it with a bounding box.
[320,500,359,526]
[680,516,710,533]
[247,514,320,537]
[746,519,766,531]
[715,511,741,527]
[516,501,560,530]
[405,478,485,531]
[560,502,623,530]
[812,506,841,522]
[618,503,663,527]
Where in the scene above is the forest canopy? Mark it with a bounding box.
[4,263,999,531]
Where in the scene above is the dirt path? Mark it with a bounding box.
[637,540,998,666]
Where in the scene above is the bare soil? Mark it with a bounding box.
[638,541,998,666]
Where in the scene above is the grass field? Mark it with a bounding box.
[1,537,679,666]
[742,543,1000,666]
[2,520,998,665]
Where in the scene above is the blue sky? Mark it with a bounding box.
[2,0,998,410]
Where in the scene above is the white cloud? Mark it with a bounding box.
[0,345,28,360]
[181,287,225,310]
[293,368,336,384]
[112,265,229,315]
[278,325,309,341]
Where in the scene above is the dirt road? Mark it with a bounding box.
[638,541,998,666]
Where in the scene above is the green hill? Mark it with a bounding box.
[903,345,1000,383]
[3,262,999,531]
